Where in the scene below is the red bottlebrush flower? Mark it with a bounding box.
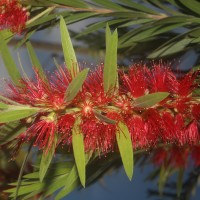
[77,66,115,119]
[126,115,148,148]
[0,0,28,34]
[146,64,178,93]
[192,104,200,121]
[161,111,176,142]
[24,119,57,153]
[173,115,199,145]
[6,68,72,110]
[176,72,197,97]
[81,66,113,106]
[185,121,199,145]
[3,67,75,152]
[173,114,186,145]
[58,114,75,145]
[121,65,148,98]
[1,63,200,156]
[114,95,132,115]
[81,112,120,153]
[144,108,163,145]
[81,119,117,153]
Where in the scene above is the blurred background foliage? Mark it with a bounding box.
[1,0,200,64]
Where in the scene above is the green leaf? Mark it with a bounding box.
[55,154,92,199]
[60,16,78,77]
[179,0,200,16]
[24,162,73,179]
[116,122,133,180]
[0,33,21,85]
[15,143,33,200]
[158,164,169,194]
[0,107,38,123]
[26,41,46,79]
[119,19,154,28]
[76,19,127,38]
[104,25,118,94]
[0,30,13,43]
[0,95,21,106]
[120,0,158,14]
[55,165,79,200]
[119,22,186,46]
[92,0,128,11]
[65,68,89,102]
[148,38,193,58]
[0,123,26,145]
[93,110,116,124]
[7,182,43,197]
[72,118,86,187]
[16,30,36,48]
[50,0,89,8]
[134,92,169,108]
[63,12,97,25]
[0,102,9,109]
[22,0,51,6]
[39,134,58,182]
[177,168,184,197]
[26,11,70,29]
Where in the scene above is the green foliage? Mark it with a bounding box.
[0,122,26,145]
[60,16,78,77]
[177,168,184,198]
[72,118,86,187]
[39,134,58,182]
[116,122,134,180]
[0,33,21,85]
[0,102,9,109]
[26,41,46,79]
[65,68,89,102]
[134,92,169,108]
[0,106,38,123]
[55,164,79,200]
[93,110,116,124]
[103,25,118,94]
[17,0,200,60]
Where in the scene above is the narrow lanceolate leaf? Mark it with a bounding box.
[93,110,116,124]
[65,68,89,102]
[15,142,33,200]
[179,0,200,16]
[39,134,58,182]
[0,123,26,145]
[26,41,46,79]
[134,92,169,108]
[158,164,169,194]
[72,118,86,187]
[0,33,21,85]
[103,25,118,94]
[55,165,79,200]
[55,154,92,200]
[116,122,133,180]
[0,102,9,109]
[177,168,184,198]
[60,16,78,78]
[0,107,38,123]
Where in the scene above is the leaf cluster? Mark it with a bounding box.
[4,0,197,61]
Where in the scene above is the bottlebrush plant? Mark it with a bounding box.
[0,0,28,34]
[0,2,200,200]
